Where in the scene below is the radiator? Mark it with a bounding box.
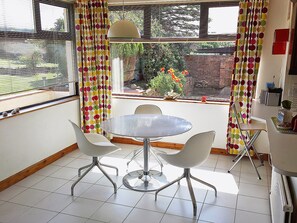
[270,168,293,223]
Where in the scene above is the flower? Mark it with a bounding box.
[160,67,165,72]
[181,70,189,76]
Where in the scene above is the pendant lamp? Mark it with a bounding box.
[107,0,140,38]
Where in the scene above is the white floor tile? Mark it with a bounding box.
[166,198,202,219]
[12,207,57,223]
[204,190,237,209]
[48,213,87,223]
[136,193,172,213]
[15,174,46,188]
[124,208,163,223]
[235,210,271,223]
[238,182,269,199]
[199,204,235,223]
[237,195,270,215]
[31,177,68,192]
[174,185,207,203]
[0,202,30,222]
[55,180,92,196]
[107,188,143,207]
[62,197,103,218]
[0,144,272,223]
[52,156,76,166]
[161,214,197,223]
[35,164,61,176]
[66,158,92,169]
[34,193,75,212]
[10,188,50,206]
[240,172,269,186]
[80,184,115,201]
[0,185,27,201]
[90,202,132,223]
[50,167,78,180]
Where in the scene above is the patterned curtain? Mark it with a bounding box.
[75,0,112,133]
[227,0,269,154]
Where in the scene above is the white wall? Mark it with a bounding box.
[257,0,296,100]
[112,98,229,149]
[0,100,80,181]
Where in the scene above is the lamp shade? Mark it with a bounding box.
[108,20,140,38]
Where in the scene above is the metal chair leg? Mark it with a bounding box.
[71,164,95,196]
[228,149,246,173]
[96,164,117,193]
[190,173,217,197]
[246,149,262,180]
[185,174,197,216]
[78,164,92,177]
[99,162,119,176]
[155,174,185,201]
[127,148,143,168]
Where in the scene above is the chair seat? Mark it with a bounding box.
[240,121,267,131]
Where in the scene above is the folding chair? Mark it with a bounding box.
[228,101,266,179]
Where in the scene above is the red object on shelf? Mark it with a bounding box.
[272,42,287,55]
[274,29,290,42]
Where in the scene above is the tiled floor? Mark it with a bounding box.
[0,144,272,223]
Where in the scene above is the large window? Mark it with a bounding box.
[109,2,238,101]
[0,0,76,113]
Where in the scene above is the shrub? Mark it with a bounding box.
[149,68,188,96]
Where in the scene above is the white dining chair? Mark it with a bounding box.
[127,104,164,172]
[155,131,217,216]
[69,120,120,196]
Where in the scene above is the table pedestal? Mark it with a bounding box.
[122,138,168,192]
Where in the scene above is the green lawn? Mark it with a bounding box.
[0,58,58,69]
[0,73,59,95]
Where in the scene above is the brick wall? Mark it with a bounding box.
[184,55,233,91]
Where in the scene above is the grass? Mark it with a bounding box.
[0,73,60,95]
[0,58,58,69]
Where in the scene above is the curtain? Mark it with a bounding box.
[226,0,269,154]
[75,0,112,133]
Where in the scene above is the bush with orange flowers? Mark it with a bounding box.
[148,67,188,97]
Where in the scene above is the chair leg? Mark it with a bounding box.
[228,149,246,173]
[246,149,262,180]
[190,173,217,197]
[71,164,95,196]
[185,174,197,216]
[78,164,92,177]
[232,149,245,162]
[127,148,143,168]
[96,164,117,194]
[99,162,119,176]
[155,173,185,201]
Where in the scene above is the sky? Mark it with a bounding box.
[0,0,65,31]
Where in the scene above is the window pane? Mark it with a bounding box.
[208,6,238,35]
[151,4,200,38]
[109,9,144,36]
[0,39,76,111]
[40,3,68,32]
[111,42,235,101]
[0,0,34,32]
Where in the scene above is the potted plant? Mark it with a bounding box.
[279,100,293,125]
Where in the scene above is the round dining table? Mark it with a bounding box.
[101,114,192,192]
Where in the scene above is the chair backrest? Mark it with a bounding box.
[69,120,115,157]
[176,131,215,168]
[232,100,245,128]
[134,104,162,115]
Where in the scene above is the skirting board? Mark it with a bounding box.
[0,143,78,192]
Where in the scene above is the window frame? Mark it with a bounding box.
[109,1,239,43]
[0,0,77,114]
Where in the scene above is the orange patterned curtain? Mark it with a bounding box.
[75,0,112,133]
[227,0,269,154]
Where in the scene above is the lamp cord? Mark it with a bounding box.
[122,0,125,20]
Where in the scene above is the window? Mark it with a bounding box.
[0,0,76,113]
[109,2,238,101]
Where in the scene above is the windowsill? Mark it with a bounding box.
[0,96,79,121]
[112,94,229,106]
